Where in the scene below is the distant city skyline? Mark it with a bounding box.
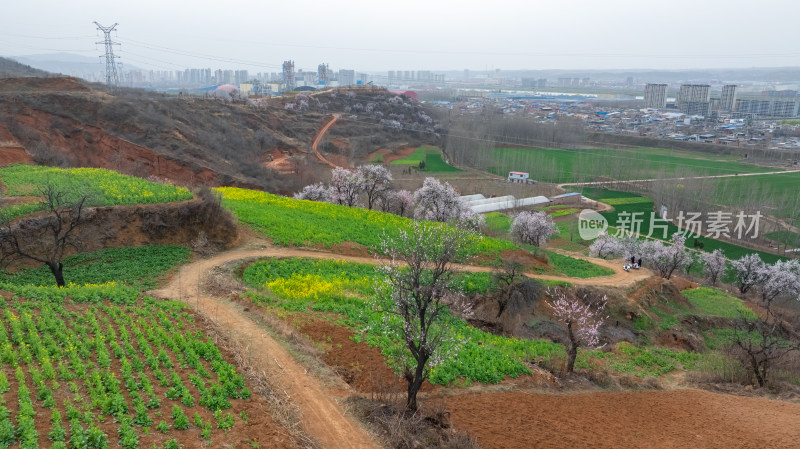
[2,0,799,73]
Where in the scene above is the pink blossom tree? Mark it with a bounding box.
[730,253,766,295]
[701,249,726,285]
[589,231,623,259]
[328,166,364,207]
[510,211,557,248]
[293,182,330,202]
[357,164,393,210]
[412,177,468,223]
[546,288,607,373]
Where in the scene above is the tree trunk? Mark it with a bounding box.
[47,262,66,287]
[405,362,426,412]
[566,322,578,373]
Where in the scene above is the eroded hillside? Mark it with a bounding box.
[0,76,439,193]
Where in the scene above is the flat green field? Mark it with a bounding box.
[581,188,783,263]
[487,147,775,183]
[391,146,461,172]
[703,172,800,217]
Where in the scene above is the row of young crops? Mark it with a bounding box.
[0,285,260,449]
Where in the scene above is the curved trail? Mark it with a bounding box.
[311,114,340,168]
[150,243,649,447]
[151,245,380,449]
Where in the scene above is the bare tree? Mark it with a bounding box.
[491,260,542,318]
[730,304,799,387]
[375,221,475,411]
[0,183,91,287]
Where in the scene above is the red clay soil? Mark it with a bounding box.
[291,316,413,394]
[0,147,31,166]
[262,148,296,174]
[447,389,800,449]
[8,109,218,185]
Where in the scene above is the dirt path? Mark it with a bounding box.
[148,242,648,446]
[558,168,800,189]
[311,114,340,168]
[150,247,380,449]
[447,389,800,449]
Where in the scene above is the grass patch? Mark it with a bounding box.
[765,230,800,247]
[389,146,460,172]
[2,246,191,290]
[543,250,614,278]
[484,212,512,233]
[682,287,756,319]
[487,147,772,184]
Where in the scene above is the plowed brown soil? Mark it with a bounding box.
[447,389,800,449]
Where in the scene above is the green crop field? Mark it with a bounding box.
[390,146,461,172]
[389,147,426,165]
[0,287,263,448]
[217,187,611,277]
[241,257,694,382]
[487,147,774,183]
[581,188,783,263]
[0,165,193,221]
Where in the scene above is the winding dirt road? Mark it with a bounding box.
[151,246,380,449]
[311,115,340,168]
[149,243,650,447]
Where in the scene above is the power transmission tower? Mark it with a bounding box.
[94,21,120,88]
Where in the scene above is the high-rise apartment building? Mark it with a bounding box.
[644,84,668,109]
[678,84,711,116]
[338,69,355,86]
[720,85,737,112]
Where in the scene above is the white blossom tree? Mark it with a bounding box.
[413,177,468,223]
[645,234,692,280]
[373,221,476,411]
[758,260,800,303]
[357,164,393,210]
[510,211,557,248]
[701,249,727,285]
[293,182,330,202]
[589,231,623,259]
[546,288,607,373]
[730,253,767,295]
[382,189,414,217]
[328,167,364,207]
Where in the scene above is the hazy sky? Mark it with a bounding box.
[2,0,799,73]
